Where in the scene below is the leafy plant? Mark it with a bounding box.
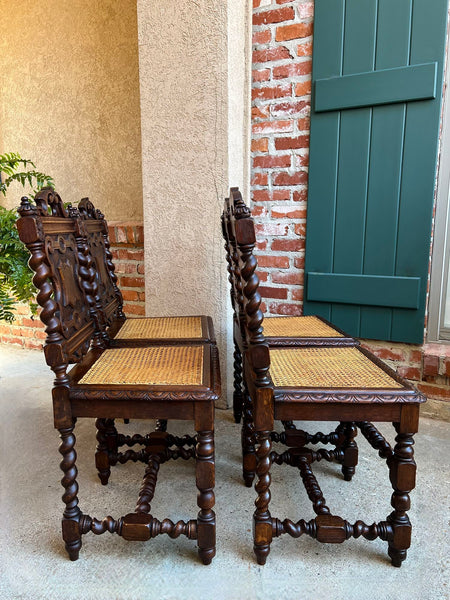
[0,206,38,321]
[0,152,54,196]
[0,153,54,322]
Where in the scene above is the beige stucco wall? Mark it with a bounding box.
[138,0,251,407]
[0,0,142,220]
[228,0,252,203]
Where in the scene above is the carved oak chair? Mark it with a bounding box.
[76,197,215,348]
[222,187,357,425]
[222,188,366,486]
[16,189,220,564]
[76,195,217,435]
[230,199,425,567]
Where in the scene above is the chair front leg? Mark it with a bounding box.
[95,418,118,485]
[253,430,273,565]
[336,422,359,481]
[387,421,417,567]
[59,423,82,561]
[242,383,256,487]
[196,429,216,565]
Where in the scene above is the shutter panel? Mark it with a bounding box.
[304,0,448,343]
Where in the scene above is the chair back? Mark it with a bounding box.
[227,190,271,389]
[78,197,124,327]
[16,188,97,381]
[221,188,246,341]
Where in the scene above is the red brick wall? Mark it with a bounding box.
[108,221,145,317]
[361,340,450,407]
[0,304,46,350]
[252,0,313,317]
[251,0,450,408]
[0,221,145,349]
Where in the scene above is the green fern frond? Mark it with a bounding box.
[0,284,16,323]
[0,153,53,197]
[0,150,55,321]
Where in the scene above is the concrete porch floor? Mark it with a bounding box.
[0,345,449,600]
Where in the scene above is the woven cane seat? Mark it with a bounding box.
[79,346,204,386]
[113,316,203,340]
[269,347,403,389]
[263,316,344,339]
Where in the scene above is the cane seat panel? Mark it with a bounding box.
[269,347,403,389]
[113,316,203,340]
[263,316,344,339]
[79,346,204,386]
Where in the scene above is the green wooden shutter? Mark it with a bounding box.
[304,0,448,343]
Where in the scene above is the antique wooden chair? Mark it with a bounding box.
[222,188,366,486]
[77,196,215,348]
[76,195,216,435]
[222,187,357,425]
[230,199,425,567]
[16,188,220,564]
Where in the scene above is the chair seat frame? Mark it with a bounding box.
[58,342,219,564]
[106,314,216,347]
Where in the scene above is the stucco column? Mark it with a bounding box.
[137,1,251,408]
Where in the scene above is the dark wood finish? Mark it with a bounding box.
[95,418,117,485]
[16,189,220,564]
[275,402,403,423]
[253,429,273,564]
[223,190,367,486]
[233,340,244,424]
[196,429,216,564]
[222,188,363,488]
[242,381,257,487]
[79,198,215,440]
[222,188,358,414]
[77,195,217,479]
[335,422,358,481]
[78,197,216,347]
[59,422,82,561]
[228,190,425,566]
[16,192,95,374]
[387,404,419,567]
[77,197,124,325]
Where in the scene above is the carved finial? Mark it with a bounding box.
[34,187,67,217]
[78,197,105,221]
[230,188,251,220]
[78,197,98,219]
[17,196,35,217]
[67,203,79,218]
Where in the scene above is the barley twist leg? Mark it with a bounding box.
[59,424,82,561]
